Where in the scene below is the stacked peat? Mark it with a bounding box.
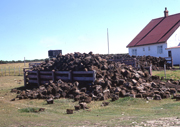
[30,52,167,71]
[136,56,166,70]
[12,52,179,104]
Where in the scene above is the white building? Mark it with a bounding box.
[127,8,180,65]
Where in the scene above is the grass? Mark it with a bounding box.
[19,107,40,113]
[0,62,42,76]
[0,70,180,126]
[152,69,180,80]
[0,63,28,76]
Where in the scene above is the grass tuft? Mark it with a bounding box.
[19,107,39,113]
[112,97,145,106]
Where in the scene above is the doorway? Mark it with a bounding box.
[168,50,172,57]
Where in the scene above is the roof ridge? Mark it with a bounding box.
[152,12,180,20]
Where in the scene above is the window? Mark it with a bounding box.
[148,47,150,51]
[143,47,145,51]
[132,49,137,55]
[157,45,163,54]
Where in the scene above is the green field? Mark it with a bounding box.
[0,65,180,126]
[152,69,180,81]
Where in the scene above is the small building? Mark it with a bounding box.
[48,50,62,59]
[127,8,180,65]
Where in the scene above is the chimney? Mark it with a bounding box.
[164,7,168,17]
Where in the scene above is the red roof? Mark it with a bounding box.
[166,46,180,49]
[127,12,180,47]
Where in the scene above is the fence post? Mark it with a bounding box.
[9,67,10,76]
[14,67,15,76]
[134,58,137,67]
[24,57,26,67]
[19,67,20,76]
[149,64,152,75]
[164,64,166,79]
[23,68,27,87]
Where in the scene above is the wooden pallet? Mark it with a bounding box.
[164,57,173,67]
[23,68,96,87]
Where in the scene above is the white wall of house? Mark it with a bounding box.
[166,47,180,65]
[167,26,180,48]
[128,43,168,57]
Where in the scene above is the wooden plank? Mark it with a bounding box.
[73,71,95,74]
[27,71,37,74]
[40,71,52,74]
[55,71,70,74]
[56,76,71,80]
[73,77,94,81]
[28,75,38,78]
[40,75,52,79]
[23,67,32,70]
[29,80,38,84]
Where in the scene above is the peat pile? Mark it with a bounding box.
[100,53,130,60]
[12,52,179,105]
[99,54,167,70]
[31,52,110,71]
[136,56,166,70]
[30,52,167,71]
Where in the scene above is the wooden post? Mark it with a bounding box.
[23,69,27,87]
[9,67,10,76]
[164,64,166,79]
[52,70,55,83]
[134,58,136,67]
[149,64,152,75]
[171,57,173,67]
[19,67,20,76]
[24,57,26,67]
[93,70,96,82]
[14,67,15,76]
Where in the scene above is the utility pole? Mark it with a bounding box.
[24,57,25,67]
[107,28,110,54]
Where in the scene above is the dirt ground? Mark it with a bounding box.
[135,117,180,127]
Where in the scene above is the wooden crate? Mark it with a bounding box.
[23,68,96,87]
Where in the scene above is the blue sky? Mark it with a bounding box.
[0,0,180,60]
